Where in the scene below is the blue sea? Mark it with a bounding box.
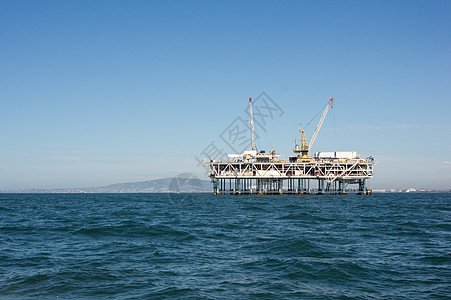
[0,193,449,299]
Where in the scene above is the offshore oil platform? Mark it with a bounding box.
[205,97,375,195]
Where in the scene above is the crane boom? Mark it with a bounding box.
[293,97,334,162]
[309,97,334,149]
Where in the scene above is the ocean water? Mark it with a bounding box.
[0,193,449,299]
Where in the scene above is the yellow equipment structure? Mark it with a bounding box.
[294,97,334,162]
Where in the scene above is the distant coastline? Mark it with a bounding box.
[1,177,211,194]
[1,178,449,194]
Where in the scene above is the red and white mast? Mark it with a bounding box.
[249,97,255,150]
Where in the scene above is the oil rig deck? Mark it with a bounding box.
[206,154,374,195]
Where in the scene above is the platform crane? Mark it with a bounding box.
[294,97,334,162]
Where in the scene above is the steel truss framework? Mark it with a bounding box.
[205,159,374,195]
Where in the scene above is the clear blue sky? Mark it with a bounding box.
[1,0,450,190]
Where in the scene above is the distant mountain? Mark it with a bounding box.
[3,177,212,193]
